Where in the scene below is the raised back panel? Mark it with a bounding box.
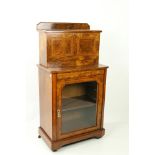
[37,22,90,31]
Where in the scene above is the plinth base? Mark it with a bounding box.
[38,127,105,151]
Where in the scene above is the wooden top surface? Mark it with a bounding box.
[40,30,102,33]
[37,64,108,73]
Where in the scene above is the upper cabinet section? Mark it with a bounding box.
[37,22,102,67]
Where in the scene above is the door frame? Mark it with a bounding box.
[56,74,104,139]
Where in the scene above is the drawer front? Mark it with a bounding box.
[57,70,104,80]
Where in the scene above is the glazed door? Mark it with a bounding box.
[57,75,104,139]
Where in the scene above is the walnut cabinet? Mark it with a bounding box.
[37,22,108,151]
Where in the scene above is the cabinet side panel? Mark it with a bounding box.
[39,68,52,138]
[39,32,47,66]
[101,69,107,128]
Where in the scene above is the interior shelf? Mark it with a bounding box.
[62,96,96,112]
[62,116,96,133]
[61,82,97,133]
[62,103,96,133]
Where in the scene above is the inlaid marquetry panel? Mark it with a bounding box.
[39,31,101,67]
[47,33,74,60]
[52,39,72,56]
[76,33,100,56]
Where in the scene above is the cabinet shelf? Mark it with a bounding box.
[62,114,96,133]
[62,96,96,112]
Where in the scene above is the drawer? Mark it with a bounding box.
[57,70,104,80]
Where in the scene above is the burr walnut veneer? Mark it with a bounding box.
[37,22,108,151]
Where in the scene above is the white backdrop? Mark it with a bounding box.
[0,0,128,155]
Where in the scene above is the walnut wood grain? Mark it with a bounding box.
[39,69,52,139]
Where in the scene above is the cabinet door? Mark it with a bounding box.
[76,33,100,56]
[47,33,74,59]
[57,75,104,139]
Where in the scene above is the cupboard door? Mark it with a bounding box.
[76,33,100,56]
[47,33,74,59]
[57,75,104,139]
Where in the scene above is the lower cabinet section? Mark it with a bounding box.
[38,67,108,151]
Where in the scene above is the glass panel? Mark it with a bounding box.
[61,81,97,133]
